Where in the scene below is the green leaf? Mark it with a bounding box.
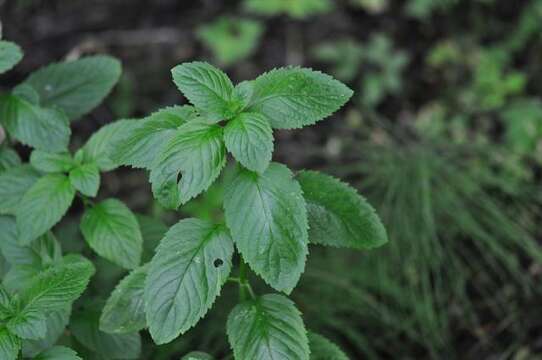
[308,332,349,360]
[0,95,71,152]
[30,150,74,173]
[100,264,148,334]
[224,163,308,293]
[0,327,21,360]
[241,67,353,129]
[81,119,138,171]
[182,351,214,360]
[227,294,309,360]
[0,218,61,267]
[113,105,198,170]
[22,307,70,357]
[34,346,82,360]
[0,41,23,74]
[297,170,388,249]
[224,112,273,173]
[0,147,21,172]
[0,165,40,215]
[69,162,100,197]
[171,62,236,119]
[19,255,95,312]
[71,304,141,359]
[150,120,226,208]
[7,309,47,340]
[23,55,122,120]
[16,173,75,244]
[80,199,142,269]
[0,285,11,320]
[144,218,234,344]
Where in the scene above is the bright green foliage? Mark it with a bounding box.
[0,327,20,360]
[242,67,353,129]
[224,112,273,173]
[34,346,82,360]
[172,62,236,120]
[0,41,23,74]
[224,163,308,293]
[30,151,74,173]
[114,106,197,169]
[244,0,333,18]
[16,173,75,244]
[144,219,234,344]
[297,170,388,249]
[71,304,141,359]
[80,119,138,171]
[19,255,94,311]
[80,198,143,269]
[0,165,40,215]
[100,264,148,334]
[227,294,309,360]
[308,332,349,360]
[150,120,226,208]
[7,309,47,340]
[69,162,100,197]
[0,94,71,152]
[197,17,263,66]
[23,56,121,120]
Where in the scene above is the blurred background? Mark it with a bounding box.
[2,0,542,358]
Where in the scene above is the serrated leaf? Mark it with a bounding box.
[100,265,147,334]
[16,173,75,244]
[150,120,226,208]
[171,62,236,119]
[69,162,100,197]
[308,332,349,360]
[224,112,273,173]
[227,294,309,360]
[0,147,21,172]
[0,41,23,74]
[144,218,234,344]
[23,56,122,120]
[297,170,387,249]
[30,150,74,173]
[182,351,214,360]
[7,309,47,340]
[34,346,82,360]
[22,307,70,357]
[80,199,142,269]
[81,119,138,171]
[71,304,141,359]
[0,326,21,360]
[0,165,40,215]
[19,255,95,312]
[224,163,308,293]
[113,105,198,169]
[241,67,353,129]
[0,95,71,152]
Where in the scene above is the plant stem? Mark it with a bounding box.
[238,258,255,301]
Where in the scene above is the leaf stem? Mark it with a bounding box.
[238,258,255,301]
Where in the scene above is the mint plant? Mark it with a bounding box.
[1,41,387,358]
[109,61,388,358]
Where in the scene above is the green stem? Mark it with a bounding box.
[238,258,255,301]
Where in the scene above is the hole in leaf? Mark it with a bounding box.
[213,259,224,268]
